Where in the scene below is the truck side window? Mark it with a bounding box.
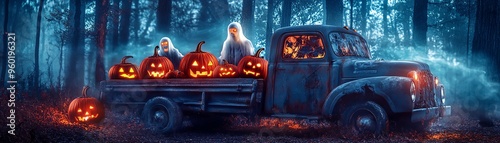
[329,32,370,58]
[282,35,325,59]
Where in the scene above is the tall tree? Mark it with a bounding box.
[120,0,132,45]
[281,0,292,27]
[413,0,428,47]
[1,0,9,84]
[471,0,500,127]
[34,0,45,98]
[66,0,85,95]
[324,0,343,26]
[242,0,254,42]
[265,0,273,50]
[360,0,368,34]
[110,0,120,50]
[94,0,109,86]
[156,0,172,35]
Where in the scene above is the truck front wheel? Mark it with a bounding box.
[340,101,388,136]
[142,97,183,134]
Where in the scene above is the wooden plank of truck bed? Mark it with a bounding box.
[99,78,264,114]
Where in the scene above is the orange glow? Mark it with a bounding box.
[408,71,418,81]
[435,78,439,85]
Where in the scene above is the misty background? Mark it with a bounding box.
[0,0,499,121]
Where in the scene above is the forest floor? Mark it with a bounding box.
[1,97,500,142]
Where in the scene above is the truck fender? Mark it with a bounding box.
[322,76,414,118]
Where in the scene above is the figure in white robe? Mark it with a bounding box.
[219,22,254,65]
[158,37,183,69]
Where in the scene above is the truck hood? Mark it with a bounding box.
[342,59,430,78]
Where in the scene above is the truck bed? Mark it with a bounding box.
[99,78,264,114]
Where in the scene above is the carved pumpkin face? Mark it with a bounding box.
[68,86,105,123]
[140,46,174,79]
[238,48,268,79]
[213,60,239,78]
[109,56,139,79]
[179,41,218,78]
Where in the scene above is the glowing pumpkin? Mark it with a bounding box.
[108,56,139,79]
[179,41,218,78]
[140,46,174,79]
[213,60,239,78]
[238,48,268,79]
[68,86,105,123]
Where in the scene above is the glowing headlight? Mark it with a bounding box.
[441,86,445,104]
[408,71,418,81]
[410,82,416,103]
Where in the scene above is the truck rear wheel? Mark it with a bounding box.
[142,97,182,134]
[341,101,388,137]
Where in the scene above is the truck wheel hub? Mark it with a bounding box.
[353,110,376,132]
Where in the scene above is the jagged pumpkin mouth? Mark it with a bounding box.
[190,69,212,77]
[243,69,260,77]
[148,71,165,77]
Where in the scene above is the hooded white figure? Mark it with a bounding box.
[158,37,184,69]
[219,22,254,65]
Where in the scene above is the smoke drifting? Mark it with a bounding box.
[372,46,500,121]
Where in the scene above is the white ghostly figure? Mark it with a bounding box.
[219,22,254,65]
[158,37,184,69]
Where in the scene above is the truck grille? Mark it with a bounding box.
[415,70,436,108]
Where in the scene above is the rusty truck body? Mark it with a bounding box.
[99,25,451,135]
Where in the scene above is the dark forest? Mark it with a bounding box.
[1,0,500,142]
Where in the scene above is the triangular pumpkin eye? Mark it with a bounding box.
[77,109,82,112]
[192,61,198,66]
[256,63,261,67]
[158,63,163,67]
[89,106,94,109]
[151,63,156,67]
[208,61,213,66]
[129,68,134,73]
[229,68,233,71]
[119,68,124,72]
[247,62,252,66]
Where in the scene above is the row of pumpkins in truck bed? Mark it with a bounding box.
[109,41,268,79]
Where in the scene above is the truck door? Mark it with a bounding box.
[272,33,332,115]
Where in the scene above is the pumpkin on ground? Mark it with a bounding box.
[213,60,239,78]
[238,48,268,79]
[179,41,219,78]
[68,86,105,123]
[140,46,174,79]
[108,56,139,79]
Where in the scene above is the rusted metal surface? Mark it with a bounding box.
[100,78,263,114]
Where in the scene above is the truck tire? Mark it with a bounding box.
[142,97,182,134]
[341,101,388,136]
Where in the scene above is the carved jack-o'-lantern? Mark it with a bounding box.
[108,56,139,79]
[140,46,174,79]
[179,41,219,78]
[238,48,268,79]
[213,60,239,78]
[68,86,105,123]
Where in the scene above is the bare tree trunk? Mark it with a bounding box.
[281,0,292,27]
[66,0,85,95]
[119,0,132,45]
[349,0,353,27]
[94,0,109,87]
[111,0,120,50]
[324,0,343,26]
[381,0,388,48]
[265,0,273,50]
[156,0,172,35]
[133,0,140,42]
[360,0,367,34]
[242,0,254,42]
[34,0,45,99]
[413,0,428,47]
[1,0,9,84]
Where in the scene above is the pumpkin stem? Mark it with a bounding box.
[196,41,206,52]
[223,59,229,65]
[82,86,89,98]
[254,48,265,57]
[153,46,160,57]
[120,56,133,64]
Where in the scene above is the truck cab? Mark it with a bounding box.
[99,25,450,136]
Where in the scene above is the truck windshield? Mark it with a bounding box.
[282,34,326,59]
[329,32,370,58]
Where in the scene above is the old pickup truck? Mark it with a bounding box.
[99,25,451,135]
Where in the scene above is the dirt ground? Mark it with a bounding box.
[1,99,499,143]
